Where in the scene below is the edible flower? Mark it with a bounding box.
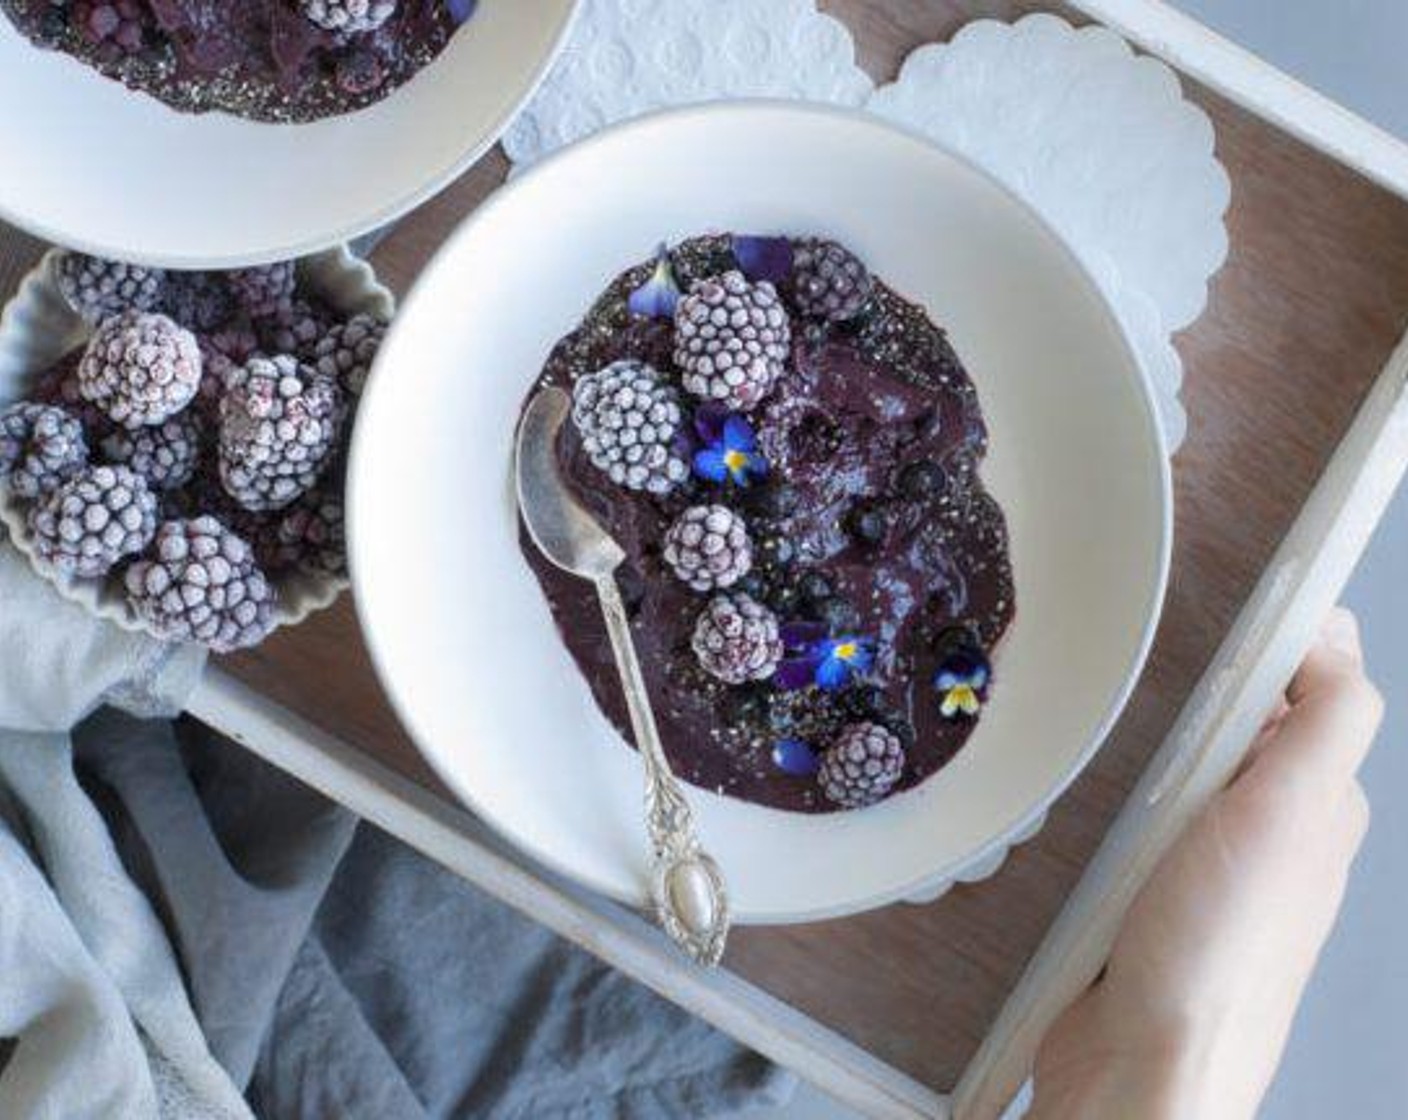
[691,408,768,486]
[731,234,794,285]
[776,622,875,692]
[446,0,478,24]
[626,243,681,319]
[933,644,991,719]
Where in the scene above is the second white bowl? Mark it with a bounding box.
[0,1,577,267]
[351,103,1172,922]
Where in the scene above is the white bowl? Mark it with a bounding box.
[350,102,1172,923]
[0,245,394,640]
[0,1,577,268]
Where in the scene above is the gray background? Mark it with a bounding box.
[756,2,1408,1116]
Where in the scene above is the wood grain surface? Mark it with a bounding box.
[8,0,1403,1093]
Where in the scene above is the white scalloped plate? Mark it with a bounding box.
[505,6,1229,455]
[0,245,394,641]
[502,0,871,164]
[0,1,578,267]
[351,103,1172,923]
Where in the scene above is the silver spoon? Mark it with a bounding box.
[516,386,730,966]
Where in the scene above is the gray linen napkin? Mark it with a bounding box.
[79,711,795,1119]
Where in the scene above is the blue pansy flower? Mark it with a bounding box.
[626,243,681,319]
[731,234,794,285]
[775,622,874,692]
[692,407,768,487]
[933,643,991,719]
[445,0,477,24]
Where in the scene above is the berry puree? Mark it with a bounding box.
[519,234,1015,814]
[1,0,473,122]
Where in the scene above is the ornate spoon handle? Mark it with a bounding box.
[595,573,730,965]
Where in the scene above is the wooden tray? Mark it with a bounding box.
[5,2,1406,1117]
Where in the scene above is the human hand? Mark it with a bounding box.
[1028,608,1382,1120]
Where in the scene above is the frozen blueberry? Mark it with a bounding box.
[757,534,795,572]
[721,688,768,726]
[37,5,68,44]
[799,571,834,603]
[616,563,647,618]
[745,482,799,520]
[766,582,802,616]
[772,738,820,777]
[847,501,887,545]
[843,685,886,718]
[815,597,860,635]
[899,459,945,500]
[733,572,769,601]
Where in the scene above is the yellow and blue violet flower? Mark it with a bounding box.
[933,644,991,719]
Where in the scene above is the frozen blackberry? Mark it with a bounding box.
[125,516,277,652]
[570,360,688,496]
[78,312,202,428]
[71,0,151,53]
[337,48,386,96]
[791,239,874,323]
[227,262,297,320]
[219,355,340,512]
[663,505,752,592]
[101,413,200,491]
[261,298,332,361]
[691,592,783,684]
[54,251,165,324]
[161,271,235,333]
[32,356,113,436]
[259,487,347,577]
[674,271,791,412]
[29,464,157,578]
[202,321,260,366]
[817,722,905,809]
[298,0,397,33]
[311,313,386,396]
[0,403,89,500]
[193,337,238,420]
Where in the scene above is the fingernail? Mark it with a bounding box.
[1322,608,1361,659]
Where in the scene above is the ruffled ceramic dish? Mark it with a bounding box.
[0,0,578,267]
[351,103,1172,922]
[0,244,394,639]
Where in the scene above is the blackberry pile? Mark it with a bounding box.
[2,249,390,651]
